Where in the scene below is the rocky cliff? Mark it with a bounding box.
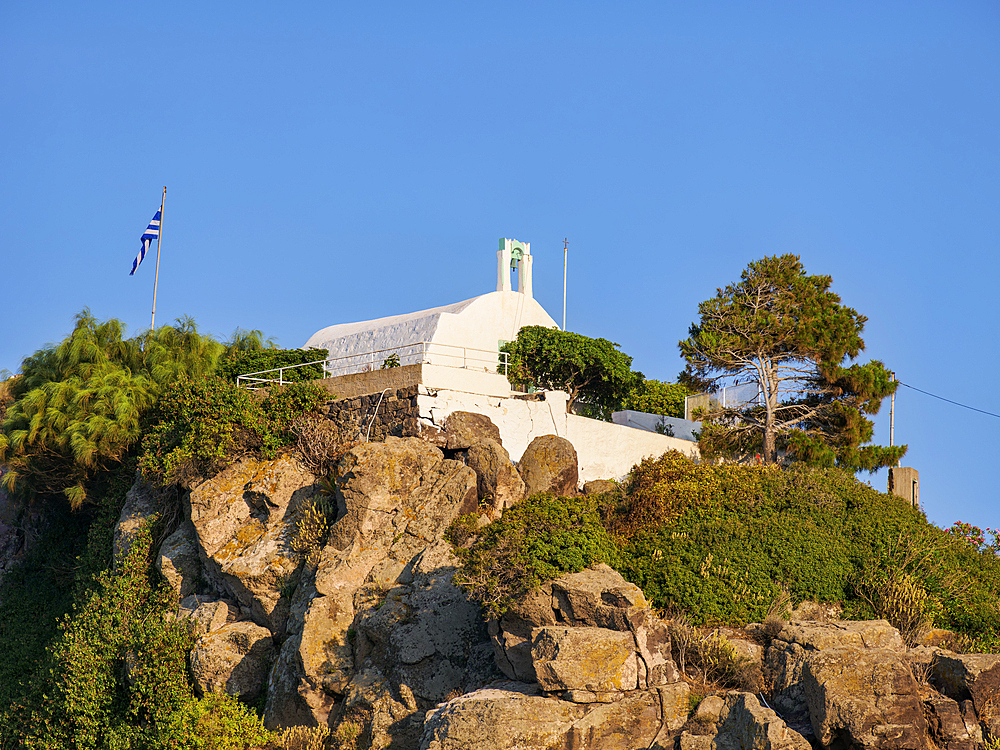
[113,412,999,750]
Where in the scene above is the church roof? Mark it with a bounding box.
[303,290,557,358]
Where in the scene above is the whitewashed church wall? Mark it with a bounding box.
[565,413,699,484]
[415,388,699,485]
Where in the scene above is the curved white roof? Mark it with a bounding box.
[303,291,558,360]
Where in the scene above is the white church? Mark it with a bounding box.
[303,239,556,398]
[297,238,697,483]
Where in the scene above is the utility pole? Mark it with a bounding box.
[889,371,896,464]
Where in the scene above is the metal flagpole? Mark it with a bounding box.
[150,186,166,331]
[562,237,568,331]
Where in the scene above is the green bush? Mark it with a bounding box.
[451,494,618,618]
[4,511,269,750]
[611,453,1000,639]
[454,451,1000,647]
[139,377,327,484]
[624,378,691,419]
[214,348,327,384]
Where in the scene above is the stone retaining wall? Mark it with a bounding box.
[324,386,419,443]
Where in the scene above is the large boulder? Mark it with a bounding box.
[531,626,637,693]
[712,692,811,750]
[582,479,618,496]
[777,619,905,651]
[190,621,275,700]
[466,438,525,518]
[176,595,239,635]
[492,564,678,689]
[931,652,1000,736]
[443,411,501,450]
[766,619,907,727]
[923,693,981,750]
[157,521,203,600]
[420,681,689,750]
[420,683,587,750]
[330,437,477,553]
[517,435,579,497]
[802,646,927,749]
[187,456,321,634]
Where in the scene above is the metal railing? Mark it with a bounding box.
[237,341,510,389]
[684,383,762,421]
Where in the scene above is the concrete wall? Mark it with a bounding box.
[611,410,702,442]
[888,467,920,509]
[565,413,699,484]
[315,363,512,400]
[415,387,699,485]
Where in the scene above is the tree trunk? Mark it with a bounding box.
[763,427,777,464]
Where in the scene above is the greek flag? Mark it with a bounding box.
[130,209,161,275]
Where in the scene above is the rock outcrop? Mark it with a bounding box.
[443,411,502,451]
[189,620,275,700]
[187,455,320,634]
[517,434,579,496]
[264,438,492,732]
[157,521,203,600]
[465,438,525,518]
[133,408,1000,750]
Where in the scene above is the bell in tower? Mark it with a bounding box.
[497,238,533,298]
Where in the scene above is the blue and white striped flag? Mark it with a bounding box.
[130,209,161,276]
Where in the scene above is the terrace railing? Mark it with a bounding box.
[237,341,509,389]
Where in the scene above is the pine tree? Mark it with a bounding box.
[679,255,905,471]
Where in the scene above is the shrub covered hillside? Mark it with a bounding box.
[454,451,1000,651]
[0,311,331,749]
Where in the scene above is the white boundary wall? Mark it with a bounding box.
[612,410,702,442]
[415,387,699,485]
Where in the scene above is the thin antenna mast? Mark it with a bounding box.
[150,186,166,331]
[562,237,568,331]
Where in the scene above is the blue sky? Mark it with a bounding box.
[2,2,998,532]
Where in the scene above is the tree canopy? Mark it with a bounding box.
[0,311,279,507]
[623,378,691,419]
[501,326,636,417]
[678,254,905,471]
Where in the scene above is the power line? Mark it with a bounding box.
[898,382,1000,420]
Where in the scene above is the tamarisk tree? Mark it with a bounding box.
[501,325,635,418]
[679,255,905,471]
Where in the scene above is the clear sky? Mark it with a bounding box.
[2,1,998,533]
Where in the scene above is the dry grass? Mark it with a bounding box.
[267,725,330,750]
[668,616,762,692]
[291,415,341,475]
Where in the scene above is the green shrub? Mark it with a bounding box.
[214,348,326,384]
[451,494,618,618]
[449,451,1000,647]
[5,509,270,750]
[624,379,691,419]
[139,378,327,484]
[163,692,270,750]
[611,453,1000,641]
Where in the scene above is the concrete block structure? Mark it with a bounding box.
[888,467,920,509]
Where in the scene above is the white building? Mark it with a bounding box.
[298,238,698,483]
[303,239,557,391]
